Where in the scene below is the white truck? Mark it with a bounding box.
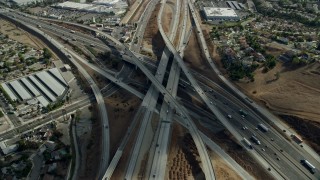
[258,123,269,132]
[301,159,316,174]
[251,135,261,145]
[243,137,252,149]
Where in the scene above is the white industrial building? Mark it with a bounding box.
[28,76,57,102]
[35,71,65,97]
[203,7,240,21]
[1,83,18,101]
[20,77,41,97]
[9,80,32,101]
[55,0,127,14]
[0,68,68,107]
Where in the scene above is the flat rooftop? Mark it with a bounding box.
[203,7,238,17]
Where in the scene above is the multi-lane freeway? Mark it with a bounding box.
[1,5,320,180]
[149,0,189,178]
[129,0,160,52]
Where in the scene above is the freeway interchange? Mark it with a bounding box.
[1,2,320,180]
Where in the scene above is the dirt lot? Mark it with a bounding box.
[142,3,165,60]
[210,151,243,180]
[162,3,173,35]
[0,19,45,49]
[235,62,320,123]
[166,123,205,180]
[105,89,142,158]
[130,0,150,23]
[183,30,222,82]
[121,1,138,23]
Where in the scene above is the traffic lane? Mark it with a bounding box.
[226,98,320,175]
[182,84,308,179]
[14,14,109,52]
[202,83,320,172]
[214,103,308,180]
[211,96,315,180]
[203,88,318,178]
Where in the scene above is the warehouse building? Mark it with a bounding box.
[1,83,18,101]
[20,77,41,97]
[35,71,66,97]
[0,68,68,106]
[8,80,32,101]
[48,68,67,86]
[36,96,49,107]
[28,76,57,102]
[202,7,240,21]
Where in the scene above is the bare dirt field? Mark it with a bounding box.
[142,3,165,60]
[120,0,139,24]
[130,0,150,23]
[0,19,45,49]
[183,31,222,82]
[162,2,173,36]
[166,123,205,180]
[236,62,320,123]
[172,0,183,47]
[210,151,243,180]
[105,89,142,158]
[264,42,291,57]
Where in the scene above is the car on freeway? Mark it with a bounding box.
[239,109,248,117]
[242,126,248,130]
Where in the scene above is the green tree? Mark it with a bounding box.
[264,55,277,70]
[43,48,52,59]
[292,57,300,65]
